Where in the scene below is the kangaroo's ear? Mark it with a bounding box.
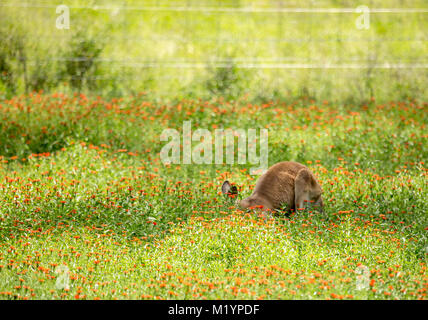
[222,181,238,196]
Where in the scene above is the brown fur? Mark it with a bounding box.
[222,161,323,213]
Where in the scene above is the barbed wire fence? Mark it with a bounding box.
[0,1,427,99]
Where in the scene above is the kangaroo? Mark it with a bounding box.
[221,161,323,214]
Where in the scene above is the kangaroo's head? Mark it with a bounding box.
[221,181,272,210]
[304,174,324,213]
[221,180,238,202]
[309,188,324,213]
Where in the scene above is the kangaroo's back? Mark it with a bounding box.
[251,161,307,210]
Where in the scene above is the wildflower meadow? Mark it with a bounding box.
[0,94,426,300]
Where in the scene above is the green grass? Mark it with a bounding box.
[0,93,426,299]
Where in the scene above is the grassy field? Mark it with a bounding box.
[0,0,427,301]
[0,93,426,299]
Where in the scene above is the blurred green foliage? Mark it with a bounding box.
[0,0,427,102]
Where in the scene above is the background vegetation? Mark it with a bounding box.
[0,0,427,102]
